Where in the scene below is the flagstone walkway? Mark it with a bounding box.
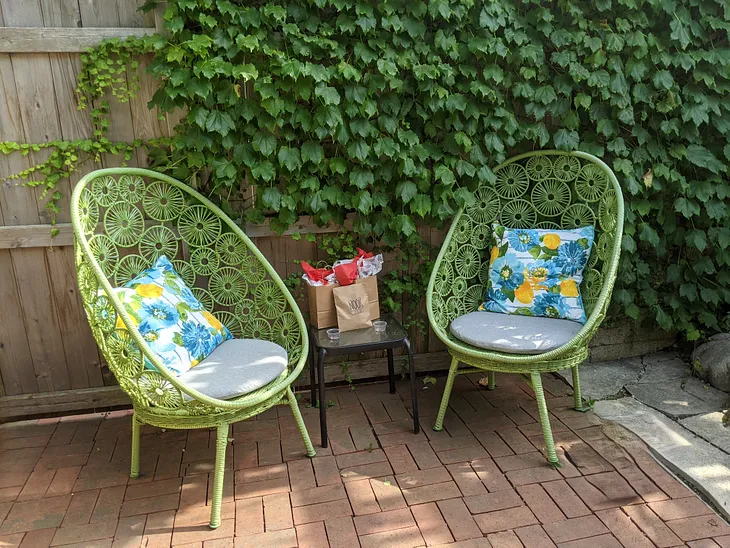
[1,371,729,547]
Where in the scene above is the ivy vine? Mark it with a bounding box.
[0,37,168,218]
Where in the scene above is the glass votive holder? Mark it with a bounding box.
[327,328,340,340]
[373,320,387,333]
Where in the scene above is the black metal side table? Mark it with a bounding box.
[308,313,419,448]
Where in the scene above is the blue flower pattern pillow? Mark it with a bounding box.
[113,256,232,375]
[480,225,595,323]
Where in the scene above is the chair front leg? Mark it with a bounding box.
[433,357,459,431]
[209,423,229,529]
[288,386,316,457]
[130,414,142,479]
[571,366,583,411]
[530,371,560,468]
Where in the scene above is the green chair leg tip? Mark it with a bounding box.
[209,521,220,530]
[129,473,139,479]
[548,459,562,469]
[306,450,316,458]
[432,425,443,432]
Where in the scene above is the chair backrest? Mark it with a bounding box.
[428,150,624,340]
[71,168,306,410]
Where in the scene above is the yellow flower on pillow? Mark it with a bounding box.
[560,279,579,297]
[136,283,164,298]
[515,280,534,304]
[202,310,223,331]
[489,246,499,265]
[543,233,561,250]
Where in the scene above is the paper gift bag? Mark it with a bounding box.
[307,276,380,329]
[333,283,372,331]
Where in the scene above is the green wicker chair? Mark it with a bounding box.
[427,150,624,467]
[71,167,315,528]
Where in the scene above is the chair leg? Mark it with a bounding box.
[288,386,316,457]
[130,415,141,479]
[209,424,229,529]
[531,371,560,468]
[434,357,459,431]
[571,366,583,411]
[488,371,497,390]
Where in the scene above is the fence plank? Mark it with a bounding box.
[46,247,104,389]
[3,0,75,394]
[118,0,167,165]
[0,27,156,52]
[0,250,37,395]
[0,386,130,419]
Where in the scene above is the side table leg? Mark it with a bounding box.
[318,348,328,448]
[405,338,419,434]
[387,348,396,394]
[309,339,317,408]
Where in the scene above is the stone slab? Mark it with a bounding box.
[557,358,642,400]
[680,413,730,454]
[626,377,729,419]
[636,353,688,385]
[594,397,730,521]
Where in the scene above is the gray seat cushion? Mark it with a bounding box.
[179,339,287,401]
[449,311,582,355]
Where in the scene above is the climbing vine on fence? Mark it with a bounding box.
[0,37,169,218]
[2,0,730,340]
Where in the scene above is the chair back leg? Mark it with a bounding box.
[530,371,561,468]
[487,371,497,390]
[130,415,142,479]
[209,423,230,529]
[288,386,316,457]
[433,357,459,431]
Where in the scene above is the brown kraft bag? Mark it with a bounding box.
[332,283,372,332]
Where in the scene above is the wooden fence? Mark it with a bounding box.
[0,0,455,420]
[0,0,674,420]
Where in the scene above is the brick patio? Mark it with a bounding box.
[1,372,729,548]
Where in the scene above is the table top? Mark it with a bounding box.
[310,313,407,351]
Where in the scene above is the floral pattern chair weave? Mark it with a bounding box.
[71,168,316,528]
[426,150,624,468]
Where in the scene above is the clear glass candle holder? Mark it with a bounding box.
[373,320,387,333]
[327,328,340,340]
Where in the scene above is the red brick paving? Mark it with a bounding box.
[0,372,728,547]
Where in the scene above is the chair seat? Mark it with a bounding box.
[179,339,287,401]
[449,311,582,355]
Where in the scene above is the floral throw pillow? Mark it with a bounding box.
[113,255,232,375]
[480,224,595,323]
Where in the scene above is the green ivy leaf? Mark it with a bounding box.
[250,161,275,182]
[685,145,725,174]
[252,131,276,157]
[553,129,579,150]
[205,110,234,136]
[434,165,455,186]
[347,139,370,162]
[392,214,417,236]
[278,146,302,172]
[350,168,374,189]
[262,187,282,210]
[686,229,707,252]
[396,181,418,203]
[315,85,341,105]
[301,142,324,165]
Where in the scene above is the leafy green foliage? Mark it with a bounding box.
[2,0,729,339]
[141,0,730,337]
